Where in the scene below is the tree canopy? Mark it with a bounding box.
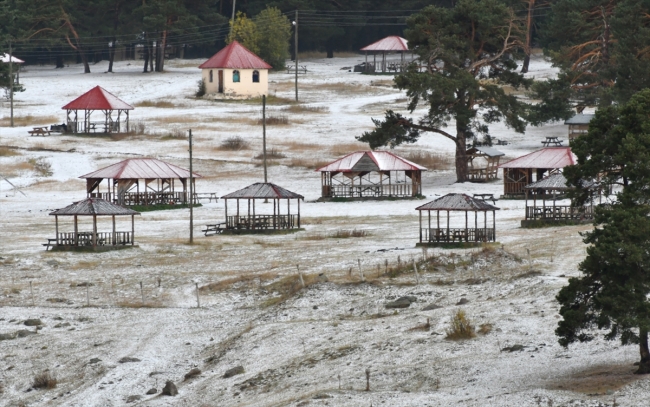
[356,0,530,182]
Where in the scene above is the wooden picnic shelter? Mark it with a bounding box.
[317,151,426,199]
[62,86,133,133]
[360,36,410,73]
[565,113,595,141]
[80,158,202,206]
[523,173,595,224]
[49,198,139,249]
[416,193,499,244]
[221,183,304,231]
[498,147,576,198]
[466,147,504,182]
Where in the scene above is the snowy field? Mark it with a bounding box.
[0,54,647,406]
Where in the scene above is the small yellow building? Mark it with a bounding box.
[199,41,272,98]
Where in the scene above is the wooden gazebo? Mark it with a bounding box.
[221,183,303,232]
[62,86,133,133]
[466,147,504,182]
[80,158,202,206]
[565,113,594,141]
[498,147,576,198]
[523,173,595,226]
[360,36,410,73]
[316,151,426,199]
[49,198,139,248]
[416,193,499,245]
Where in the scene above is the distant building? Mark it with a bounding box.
[565,113,595,141]
[198,41,272,98]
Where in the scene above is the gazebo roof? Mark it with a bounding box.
[416,193,499,212]
[222,183,303,200]
[1,53,24,63]
[199,40,272,70]
[316,151,427,173]
[50,198,140,216]
[79,158,202,180]
[62,86,134,111]
[499,147,576,169]
[564,113,595,125]
[361,36,409,52]
[524,173,597,191]
[467,146,505,157]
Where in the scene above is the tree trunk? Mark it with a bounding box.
[455,132,469,182]
[636,328,650,374]
[158,28,168,72]
[56,54,64,69]
[143,41,149,73]
[79,49,91,73]
[521,0,534,73]
[108,39,116,73]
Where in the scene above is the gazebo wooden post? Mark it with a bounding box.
[465,211,468,242]
[552,188,556,220]
[247,199,251,228]
[131,214,134,245]
[287,198,290,229]
[252,199,256,230]
[525,189,529,219]
[297,199,301,228]
[224,199,228,225]
[237,199,240,226]
[493,210,496,241]
[428,210,431,238]
[419,210,422,242]
[112,215,116,245]
[92,214,97,247]
[273,199,277,229]
[126,110,129,133]
[55,215,59,245]
[373,53,376,71]
[541,188,545,218]
[437,210,440,241]
[446,210,450,242]
[365,51,368,71]
[74,215,78,246]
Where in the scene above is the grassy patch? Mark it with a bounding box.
[257,115,289,125]
[254,148,286,159]
[130,203,201,212]
[330,229,368,238]
[280,105,329,114]
[261,273,320,308]
[396,150,453,171]
[32,371,57,389]
[0,115,59,127]
[218,136,249,151]
[134,100,178,108]
[445,309,476,340]
[0,146,20,156]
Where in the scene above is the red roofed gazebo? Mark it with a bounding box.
[360,36,410,73]
[199,40,272,98]
[498,147,576,198]
[62,86,134,134]
[316,151,426,199]
[80,158,202,206]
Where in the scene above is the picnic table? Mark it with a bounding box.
[202,222,226,236]
[28,127,51,137]
[542,136,564,147]
[286,65,307,74]
[473,193,499,204]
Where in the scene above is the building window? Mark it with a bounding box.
[233,70,240,83]
[209,70,213,83]
[252,70,260,83]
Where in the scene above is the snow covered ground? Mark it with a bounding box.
[0,53,647,406]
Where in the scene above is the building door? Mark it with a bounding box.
[218,70,223,93]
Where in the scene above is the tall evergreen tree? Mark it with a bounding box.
[356,0,530,182]
[254,7,291,70]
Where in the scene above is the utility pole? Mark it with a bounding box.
[262,95,268,183]
[230,0,237,36]
[294,10,298,102]
[9,39,14,127]
[189,129,194,244]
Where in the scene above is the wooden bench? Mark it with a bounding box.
[202,223,226,236]
[473,193,498,204]
[286,65,307,74]
[193,193,218,203]
[29,127,51,137]
[542,136,564,147]
[42,238,57,251]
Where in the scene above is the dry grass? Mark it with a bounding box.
[330,229,368,238]
[330,142,368,157]
[218,136,249,151]
[396,150,454,171]
[280,105,329,114]
[1,158,51,177]
[134,100,178,108]
[258,115,289,125]
[299,51,359,59]
[0,115,59,127]
[116,299,165,308]
[32,371,57,389]
[199,272,279,293]
[546,363,642,394]
[286,157,331,169]
[478,323,493,335]
[254,148,286,159]
[445,309,476,340]
[0,146,21,156]
[280,141,323,151]
[261,273,320,307]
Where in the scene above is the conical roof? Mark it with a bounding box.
[199,40,272,69]
[79,158,202,180]
[361,36,409,52]
[416,193,499,211]
[222,183,303,199]
[316,151,427,173]
[499,147,576,169]
[62,86,134,110]
[50,198,140,216]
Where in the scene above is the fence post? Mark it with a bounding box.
[30,281,35,306]
[195,283,200,308]
[140,281,144,305]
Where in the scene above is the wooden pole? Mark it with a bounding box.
[294,10,299,101]
[55,215,59,245]
[9,39,14,127]
[112,215,116,245]
[30,281,34,306]
[262,95,268,184]
[131,214,134,245]
[230,0,237,36]
[140,281,144,305]
[92,215,97,247]
[195,282,200,308]
[189,129,194,244]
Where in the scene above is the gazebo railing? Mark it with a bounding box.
[421,228,495,243]
[504,181,528,195]
[525,205,594,220]
[89,192,187,205]
[56,231,133,246]
[328,184,414,198]
[226,215,297,230]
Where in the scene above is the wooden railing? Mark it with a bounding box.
[328,183,414,198]
[504,182,527,195]
[226,215,298,230]
[55,231,133,246]
[421,228,495,243]
[525,205,594,220]
[89,192,188,205]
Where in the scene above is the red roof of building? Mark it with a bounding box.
[199,41,272,70]
[316,151,427,173]
[79,158,202,180]
[361,36,409,52]
[62,86,134,111]
[499,147,576,169]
